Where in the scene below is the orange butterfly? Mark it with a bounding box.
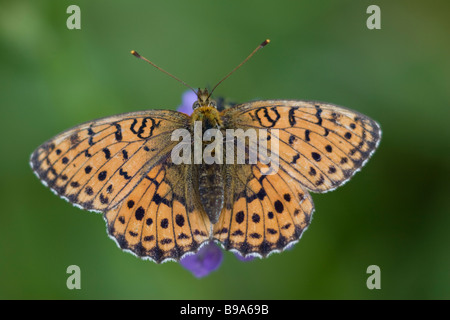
[30,40,381,263]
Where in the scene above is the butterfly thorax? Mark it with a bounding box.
[191,106,222,129]
[190,90,224,225]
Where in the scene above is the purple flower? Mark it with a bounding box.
[177,90,254,277]
[177,90,198,115]
[180,242,223,278]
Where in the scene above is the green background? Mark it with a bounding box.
[1,0,449,299]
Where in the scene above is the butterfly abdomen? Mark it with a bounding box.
[189,105,225,224]
[197,163,224,224]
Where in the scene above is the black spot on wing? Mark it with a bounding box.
[135,207,145,220]
[102,148,111,160]
[311,152,321,162]
[288,107,299,126]
[119,168,131,180]
[114,123,122,141]
[98,171,107,181]
[254,106,281,128]
[305,130,311,142]
[315,105,323,126]
[235,211,245,224]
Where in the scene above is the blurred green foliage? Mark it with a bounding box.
[0,0,449,299]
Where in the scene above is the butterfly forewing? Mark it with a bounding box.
[30,110,189,212]
[221,100,381,193]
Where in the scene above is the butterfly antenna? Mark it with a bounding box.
[208,39,270,99]
[131,50,198,95]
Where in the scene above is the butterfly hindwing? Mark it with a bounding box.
[213,161,314,257]
[104,159,211,263]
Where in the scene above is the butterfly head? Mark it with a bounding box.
[193,88,217,110]
[191,88,222,128]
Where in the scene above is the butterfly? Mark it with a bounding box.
[30,40,381,263]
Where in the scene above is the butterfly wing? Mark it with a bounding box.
[30,110,187,212]
[214,161,314,258]
[223,100,381,192]
[31,110,212,262]
[213,100,381,257]
[104,158,211,263]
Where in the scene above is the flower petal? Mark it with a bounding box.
[180,242,223,278]
[177,90,197,115]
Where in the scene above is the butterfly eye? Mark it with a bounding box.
[209,101,217,108]
[193,101,200,109]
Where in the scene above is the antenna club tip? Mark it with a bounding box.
[261,39,270,47]
[131,50,140,58]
